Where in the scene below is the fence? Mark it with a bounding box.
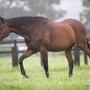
[0,40,25,67]
[0,39,89,67]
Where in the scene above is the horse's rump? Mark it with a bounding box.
[60,19,87,46]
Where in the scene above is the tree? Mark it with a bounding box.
[80,0,90,21]
[0,0,66,20]
[0,0,66,40]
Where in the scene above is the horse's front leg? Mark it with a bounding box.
[19,48,36,78]
[40,46,49,78]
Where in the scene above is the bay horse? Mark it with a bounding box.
[0,16,90,78]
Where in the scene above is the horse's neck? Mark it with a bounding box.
[10,25,30,40]
[7,18,38,40]
[6,19,27,39]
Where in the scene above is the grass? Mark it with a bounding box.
[0,54,90,90]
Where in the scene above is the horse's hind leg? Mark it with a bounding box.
[19,48,36,78]
[65,48,74,77]
[87,39,90,49]
[78,44,90,58]
[77,39,90,57]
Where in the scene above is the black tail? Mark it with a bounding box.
[87,39,90,49]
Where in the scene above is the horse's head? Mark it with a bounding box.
[0,17,10,41]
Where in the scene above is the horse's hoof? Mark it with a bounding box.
[69,74,72,77]
[46,73,50,78]
[24,75,29,78]
[22,73,29,78]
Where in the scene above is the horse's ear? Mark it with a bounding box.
[0,17,5,23]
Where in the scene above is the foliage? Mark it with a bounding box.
[0,55,90,90]
[80,0,90,21]
[0,0,66,20]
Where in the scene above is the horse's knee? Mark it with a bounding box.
[70,62,73,69]
[19,56,24,64]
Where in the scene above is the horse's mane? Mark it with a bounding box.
[6,16,50,27]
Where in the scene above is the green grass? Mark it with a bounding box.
[0,54,90,90]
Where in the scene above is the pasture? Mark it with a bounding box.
[0,54,90,90]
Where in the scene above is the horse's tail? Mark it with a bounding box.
[87,38,90,49]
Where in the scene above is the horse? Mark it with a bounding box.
[0,16,90,78]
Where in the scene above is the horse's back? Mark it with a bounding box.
[61,19,87,34]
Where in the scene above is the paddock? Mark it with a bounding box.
[0,54,90,90]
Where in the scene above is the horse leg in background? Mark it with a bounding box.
[19,48,36,78]
[40,46,49,78]
[65,48,74,77]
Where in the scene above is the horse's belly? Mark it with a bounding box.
[48,29,75,51]
[48,42,73,51]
